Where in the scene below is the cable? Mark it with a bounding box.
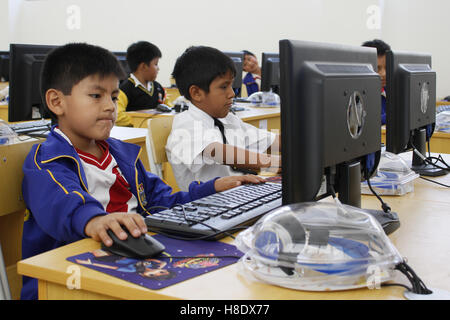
[147,226,249,241]
[156,255,241,260]
[364,168,392,214]
[411,143,450,172]
[394,261,433,295]
[145,203,249,241]
[381,282,413,292]
[419,176,450,188]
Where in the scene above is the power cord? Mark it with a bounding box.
[363,168,392,214]
[411,142,450,172]
[381,260,432,295]
[419,176,450,188]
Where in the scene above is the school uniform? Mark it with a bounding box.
[116,73,166,127]
[20,126,217,299]
[243,72,261,96]
[381,87,387,125]
[166,102,276,191]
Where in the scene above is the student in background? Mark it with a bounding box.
[20,43,264,300]
[116,41,166,127]
[166,46,281,191]
[362,39,391,125]
[242,50,261,96]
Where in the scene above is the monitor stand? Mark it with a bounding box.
[411,129,447,177]
[337,161,361,208]
[336,161,400,235]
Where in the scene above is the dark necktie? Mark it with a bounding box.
[213,117,228,144]
[212,117,257,175]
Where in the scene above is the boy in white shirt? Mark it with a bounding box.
[166,46,281,191]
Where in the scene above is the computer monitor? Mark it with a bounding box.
[8,44,56,122]
[0,51,9,82]
[222,51,243,97]
[385,50,444,176]
[112,51,130,82]
[260,52,279,94]
[279,39,381,208]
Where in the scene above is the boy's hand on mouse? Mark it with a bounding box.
[214,175,265,192]
[85,212,148,247]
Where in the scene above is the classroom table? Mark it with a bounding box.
[127,104,281,133]
[17,153,450,300]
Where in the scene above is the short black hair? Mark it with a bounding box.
[172,46,236,101]
[362,39,391,56]
[41,42,126,121]
[126,41,162,72]
[242,50,256,58]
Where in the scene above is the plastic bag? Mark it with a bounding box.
[362,151,419,196]
[235,202,402,291]
[248,91,280,107]
[0,119,18,145]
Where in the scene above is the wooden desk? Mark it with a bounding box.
[381,127,450,154]
[127,105,281,132]
[0,126,149,300]
[0,104,7,122]
[17,154,450,300]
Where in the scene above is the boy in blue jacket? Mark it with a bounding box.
[20,43,263,299]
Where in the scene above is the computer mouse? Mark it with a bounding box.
[101,228,165,259]
[156,104,172,113]
[363,209,400,235]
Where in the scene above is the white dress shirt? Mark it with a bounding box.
[166,102,276,191]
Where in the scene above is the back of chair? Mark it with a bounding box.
[146,116,173,178]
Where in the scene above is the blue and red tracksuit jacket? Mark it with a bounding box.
[20,127,217,299]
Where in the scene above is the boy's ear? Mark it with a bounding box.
[45,89,65,116]
[188,85,205,103]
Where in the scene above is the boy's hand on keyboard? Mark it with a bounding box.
[214,175,265,192]
[84,212,148,247]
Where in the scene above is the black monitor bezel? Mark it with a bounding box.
[260,52,279,93]
[385,50,436,155]
[279,39,381,206]
[8,44,56,122]
[222,51,243,93]
[112,51,130,81]
[0,51,9,82]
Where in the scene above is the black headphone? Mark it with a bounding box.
[252,208,330,275]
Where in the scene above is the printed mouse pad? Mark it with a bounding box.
[66,234,243,290]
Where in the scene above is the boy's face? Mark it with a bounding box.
[243,54,258,73]
[55,74,119,149]
[377,54,387,88]
[142,57,160,82]
[196,70,235,119]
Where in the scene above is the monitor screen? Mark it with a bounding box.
[222,51,243,96]
[8,44,57,122]
[384,50,444,176]
[279,39,381,207]
[0,51,9,82]
[260,52,279,94]
[112,51,130,82]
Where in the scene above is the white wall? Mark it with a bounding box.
[381,0,450,99]
[3,0,450,98]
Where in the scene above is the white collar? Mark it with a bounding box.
[187,101,232,126]
[130,73,152,91]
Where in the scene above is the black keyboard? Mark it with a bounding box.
[9,119,51,134]
[145,183,282,240]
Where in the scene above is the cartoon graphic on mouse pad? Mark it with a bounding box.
[66,234,243,290]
